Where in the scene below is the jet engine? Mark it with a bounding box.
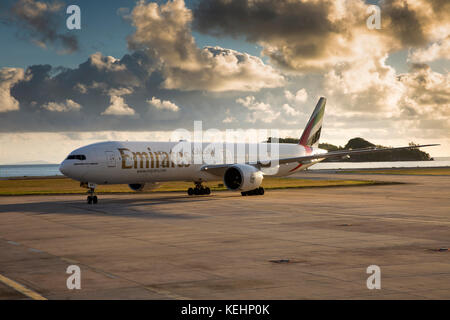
[223,164,263,192]
[128,182,160,192]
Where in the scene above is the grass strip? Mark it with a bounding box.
[0,177,389,196]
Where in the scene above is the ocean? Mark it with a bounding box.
[1,161,450,178]
[0,164,62,178]
[311,160,450,170]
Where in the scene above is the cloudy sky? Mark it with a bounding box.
[0,0,449,164]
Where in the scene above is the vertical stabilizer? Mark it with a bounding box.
[299,97,326,147]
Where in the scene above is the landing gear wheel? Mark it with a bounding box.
[189,182,211,196]
[86,184,98,204]
[241,188,264,196]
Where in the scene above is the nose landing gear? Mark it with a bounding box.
[85,183,98,204]
[187,182,211,196]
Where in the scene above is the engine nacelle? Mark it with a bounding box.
[223,164,263,192]
[128,182,160,192]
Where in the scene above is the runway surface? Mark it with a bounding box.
[0,172,449,299]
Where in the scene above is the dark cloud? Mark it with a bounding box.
[9,51,154,114]
[382,0,427,47]
[194,0,336,44]
[9,0,78,53]
[428,0,450,18]
[1,50,269,132]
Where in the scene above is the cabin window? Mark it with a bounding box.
[67,154,86,160]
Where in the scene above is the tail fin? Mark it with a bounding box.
[299,97,326,147]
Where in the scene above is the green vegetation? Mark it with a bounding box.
[267,137,432,162]
[0,176,383,196]
[267,137,299,144]
[341,168,450,176]
[317,142,340,152]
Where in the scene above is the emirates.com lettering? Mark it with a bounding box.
[180,304,270,318]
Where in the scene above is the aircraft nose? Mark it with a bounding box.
[59,160,68,176]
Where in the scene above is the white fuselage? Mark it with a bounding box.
[59,141,325,185]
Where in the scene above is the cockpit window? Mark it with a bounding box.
[67,155,86,160]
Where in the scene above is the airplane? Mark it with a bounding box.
[59,97,438,204]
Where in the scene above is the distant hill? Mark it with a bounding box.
[266,137,432,162]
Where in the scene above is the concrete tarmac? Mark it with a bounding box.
[0,172,448,299]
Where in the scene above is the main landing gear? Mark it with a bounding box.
[85,183,98,204]
[241,187,264,196]
[87,194,98,204]
[187,182,211,196]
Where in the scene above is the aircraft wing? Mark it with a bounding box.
[275,143,439,165]
[201,144,439,175]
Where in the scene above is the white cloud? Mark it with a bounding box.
[282,103,300,117]
[42,99,82,112]
[147,97,180,112]
[236,96,280,123]
[101,96,135,116]
[222,108,237,123]
[409,37,450,63]
[222,117,235,123]
[108,87,133,97]
[74,83,87,94]
[322,55,449,147]
[324,55,404,116]
[101,88,135,116]
[101,96,136,116]
[0,68,26,112]
[89,52,126,71]
[284,88,308,104]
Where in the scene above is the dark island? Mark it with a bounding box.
[266,137,432,162]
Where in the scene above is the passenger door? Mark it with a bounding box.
[105,151,116,168]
